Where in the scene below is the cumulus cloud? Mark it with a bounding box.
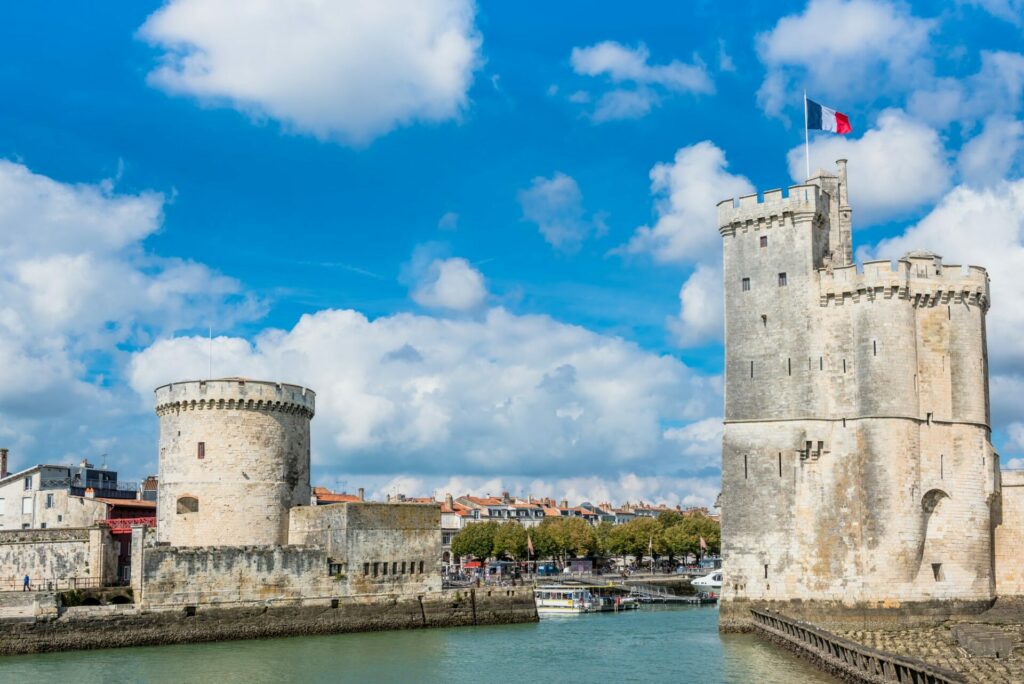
[139,0,483,144]
[569,41,712,122]
[0,160,254,471]
[518,172,606,252]
[756,0,934,116]
[962,0,1024,26]
[130,307,721,483]
[437,211,459,231]
[787,109,952,225]
[668,264,723,347]
[866,181,1024,409]
[908,51,1024,129]
[622,141,753,264]
[958,116,1024,186]
[411,257,487,311]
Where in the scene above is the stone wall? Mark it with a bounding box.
[718,163,998,629]
[0,588,537,655]
[0,527,114,589]
[995,470,1024,596]
[154,378,315,547]
[289,502,442,596]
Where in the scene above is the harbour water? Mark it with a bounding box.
[1,605,836,683]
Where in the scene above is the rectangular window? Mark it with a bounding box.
[778,453,782,477]
[741,277,751,292]
[45,493,54,509]
[392,562,398,575]
[750,360,754,379]
[197,442,205,460]
[363,562,370,576]
[843,359,847,373]
[760,235,768,248]
[372,562,379,577]
[817,441,824,456]
[787,358,791,376]
[819,357,823,370]
[382,562,388,576]
[22,497,32,515]
[40,523,47,529]
[401,561,407,574]
[743,454,748,479]
[873,340,877,356]
[24,476,32,491]
[778,272,787,287]
[419,561,425,574]
[764,564,769,579]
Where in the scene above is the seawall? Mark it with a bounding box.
[0,587,537,656]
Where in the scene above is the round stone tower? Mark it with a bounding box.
[154,378,315,547]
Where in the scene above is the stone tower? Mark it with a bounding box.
[155,378,315,547]
[717,161,998,629]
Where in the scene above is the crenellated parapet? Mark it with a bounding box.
[718,183,829,237]
[154,378,315,418]
[817,255,990,309]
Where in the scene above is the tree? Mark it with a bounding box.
[662,522,699,563]
[451,521,498,561]
[563,517,597,558]
[656,510,684,530]
[594,520,616,558]
[492,521,528,560]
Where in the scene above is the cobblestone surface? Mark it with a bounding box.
[837,623,1024,683]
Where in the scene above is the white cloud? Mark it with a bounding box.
[908,51,1024,129]
[958,116,1024,186]
[437,211,459,231]
[867,181,1024,384]
[756,0,934,116]
[668,264,723,347]
[518,172,606,252]
[411,257,487,311]
[1006,422,1024,455]
[569,41,712,122]
[786,109,952,225]
[139,0,483,145]
[0,160,254,474]
[622,141,753,264]
[962,0,1024,26]
[130,307,721,484]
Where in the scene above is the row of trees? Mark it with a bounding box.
[450,511,721,564]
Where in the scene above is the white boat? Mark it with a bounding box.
[533,586,596,614]
[691,571,722,594]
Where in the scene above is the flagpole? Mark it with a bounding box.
[804,90,810,181]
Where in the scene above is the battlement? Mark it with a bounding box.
[817,256,989,309]
[718,183,829,236]
[154,378,315,418]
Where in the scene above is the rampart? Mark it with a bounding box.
[0,527,114,592]
[995,470,1024,596]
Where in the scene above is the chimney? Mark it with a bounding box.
[0,448,7,478]
[357,487,364,501]
[501,490,510,504]
[560,499,568,509]
[445,493,454,508]
[84,487,95,499]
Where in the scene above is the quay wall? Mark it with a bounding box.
[0,587,537,656]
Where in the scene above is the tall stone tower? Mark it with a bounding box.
[155,378,315,547]
[717,161,998,629]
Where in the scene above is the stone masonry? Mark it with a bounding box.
[718,161,999,630]
[155,378,315,547]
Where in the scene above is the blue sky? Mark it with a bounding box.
[1,0,1022,504]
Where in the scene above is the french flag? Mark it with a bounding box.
[806,98,852,135]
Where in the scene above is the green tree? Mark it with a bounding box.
[662,522,698,563]
[451,521,498,560]
[656,510,684,530]
[492,521,528,560]
[563,517,597,558]
[594,520,616,558]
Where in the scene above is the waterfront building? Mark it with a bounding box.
[717,161,999,629]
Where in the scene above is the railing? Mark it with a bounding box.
[0,577,102,592]
[750,609,965,684]
[100,517,156,534]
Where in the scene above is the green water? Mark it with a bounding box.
[0,606,836,683]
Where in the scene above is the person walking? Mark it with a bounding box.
[22,574,30,592]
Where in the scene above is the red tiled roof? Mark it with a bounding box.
[94,497,156,509]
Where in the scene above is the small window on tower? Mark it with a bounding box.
[197,442,205,460]
[778,272,787,287]
[741,277,751,292]
[760,235,768,248]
